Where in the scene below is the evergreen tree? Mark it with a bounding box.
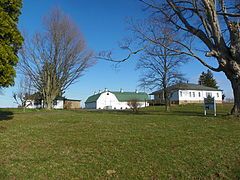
[198,70,219,89]
[0,0,23,87]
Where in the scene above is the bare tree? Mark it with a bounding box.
[19,9,94,109]
[132,20,187,111]
[13,77,33,110]
[99,19,187,111]
[127,99,142,112]
[138,0,240,115]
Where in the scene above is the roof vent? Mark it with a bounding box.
[94,91,97,95]
[135,89,138,93]
[104,88,108,92]
[120,88,123,93]
[98,90,102,93]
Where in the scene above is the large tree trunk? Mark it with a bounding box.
[163,88,170,112]
[230,78,240,116]
[45,97,53,110]
[225,61,240,116]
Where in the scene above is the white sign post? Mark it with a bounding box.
[204,97,216,116]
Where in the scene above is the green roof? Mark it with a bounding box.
[150,83,221,95]
[85,94,101,103]
[85,91,149,103]
[112,92,149,102]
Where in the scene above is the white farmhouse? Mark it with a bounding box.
[85,90,149,109]
[150,83,223,105]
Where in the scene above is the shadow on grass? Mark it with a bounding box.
[0,110,14,121]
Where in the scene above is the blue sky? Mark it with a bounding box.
[0,0,233,107]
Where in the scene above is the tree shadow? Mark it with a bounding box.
[0,110,14,121]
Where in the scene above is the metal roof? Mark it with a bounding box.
[85,94,101,103]
[85,91,149,103]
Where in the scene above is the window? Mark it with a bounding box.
[180,91,183,97]
[206,92,212,97]
[217,93,219,97]
[53,100,57,106]
[189,92,192,97]
[193,92,195,97]
[107,93,109,95]
[198,92,201,97]
[34,100,41,106]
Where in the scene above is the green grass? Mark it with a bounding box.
[0,104,240,179]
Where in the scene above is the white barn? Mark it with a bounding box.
[85,90,149,110]
[150,83,223,105]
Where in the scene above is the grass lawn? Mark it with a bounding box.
[0,104,239,179]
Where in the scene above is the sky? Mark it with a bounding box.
[0,0,233,107]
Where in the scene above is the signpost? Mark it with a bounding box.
[204,96,216,116]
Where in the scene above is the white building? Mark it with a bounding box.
[85,90,149,109]
[150,83,223,105]
[25,93,81,109]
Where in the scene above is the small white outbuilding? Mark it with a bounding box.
[25,93,81,109]
[85,90,149,110]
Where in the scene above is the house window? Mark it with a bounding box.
[53,100,57,106]
[217,93,219,97]
[193,92,195,97]
[34,100,41,106]
[206,92,212,97]
[180,91,182,97]
[189,92,192,97]
[107,93,109,95]
[198,92,201,97]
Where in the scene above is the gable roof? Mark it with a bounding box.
[150,83,221,95]
[85,94,101,103]
[85,91,149,103]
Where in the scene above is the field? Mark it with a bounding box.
[0,104,239,179]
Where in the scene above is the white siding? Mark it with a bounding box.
[53,100,64,109]
[178,90,222,102]
[26,99,64,109]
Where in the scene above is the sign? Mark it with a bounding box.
[204,97,216,116]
